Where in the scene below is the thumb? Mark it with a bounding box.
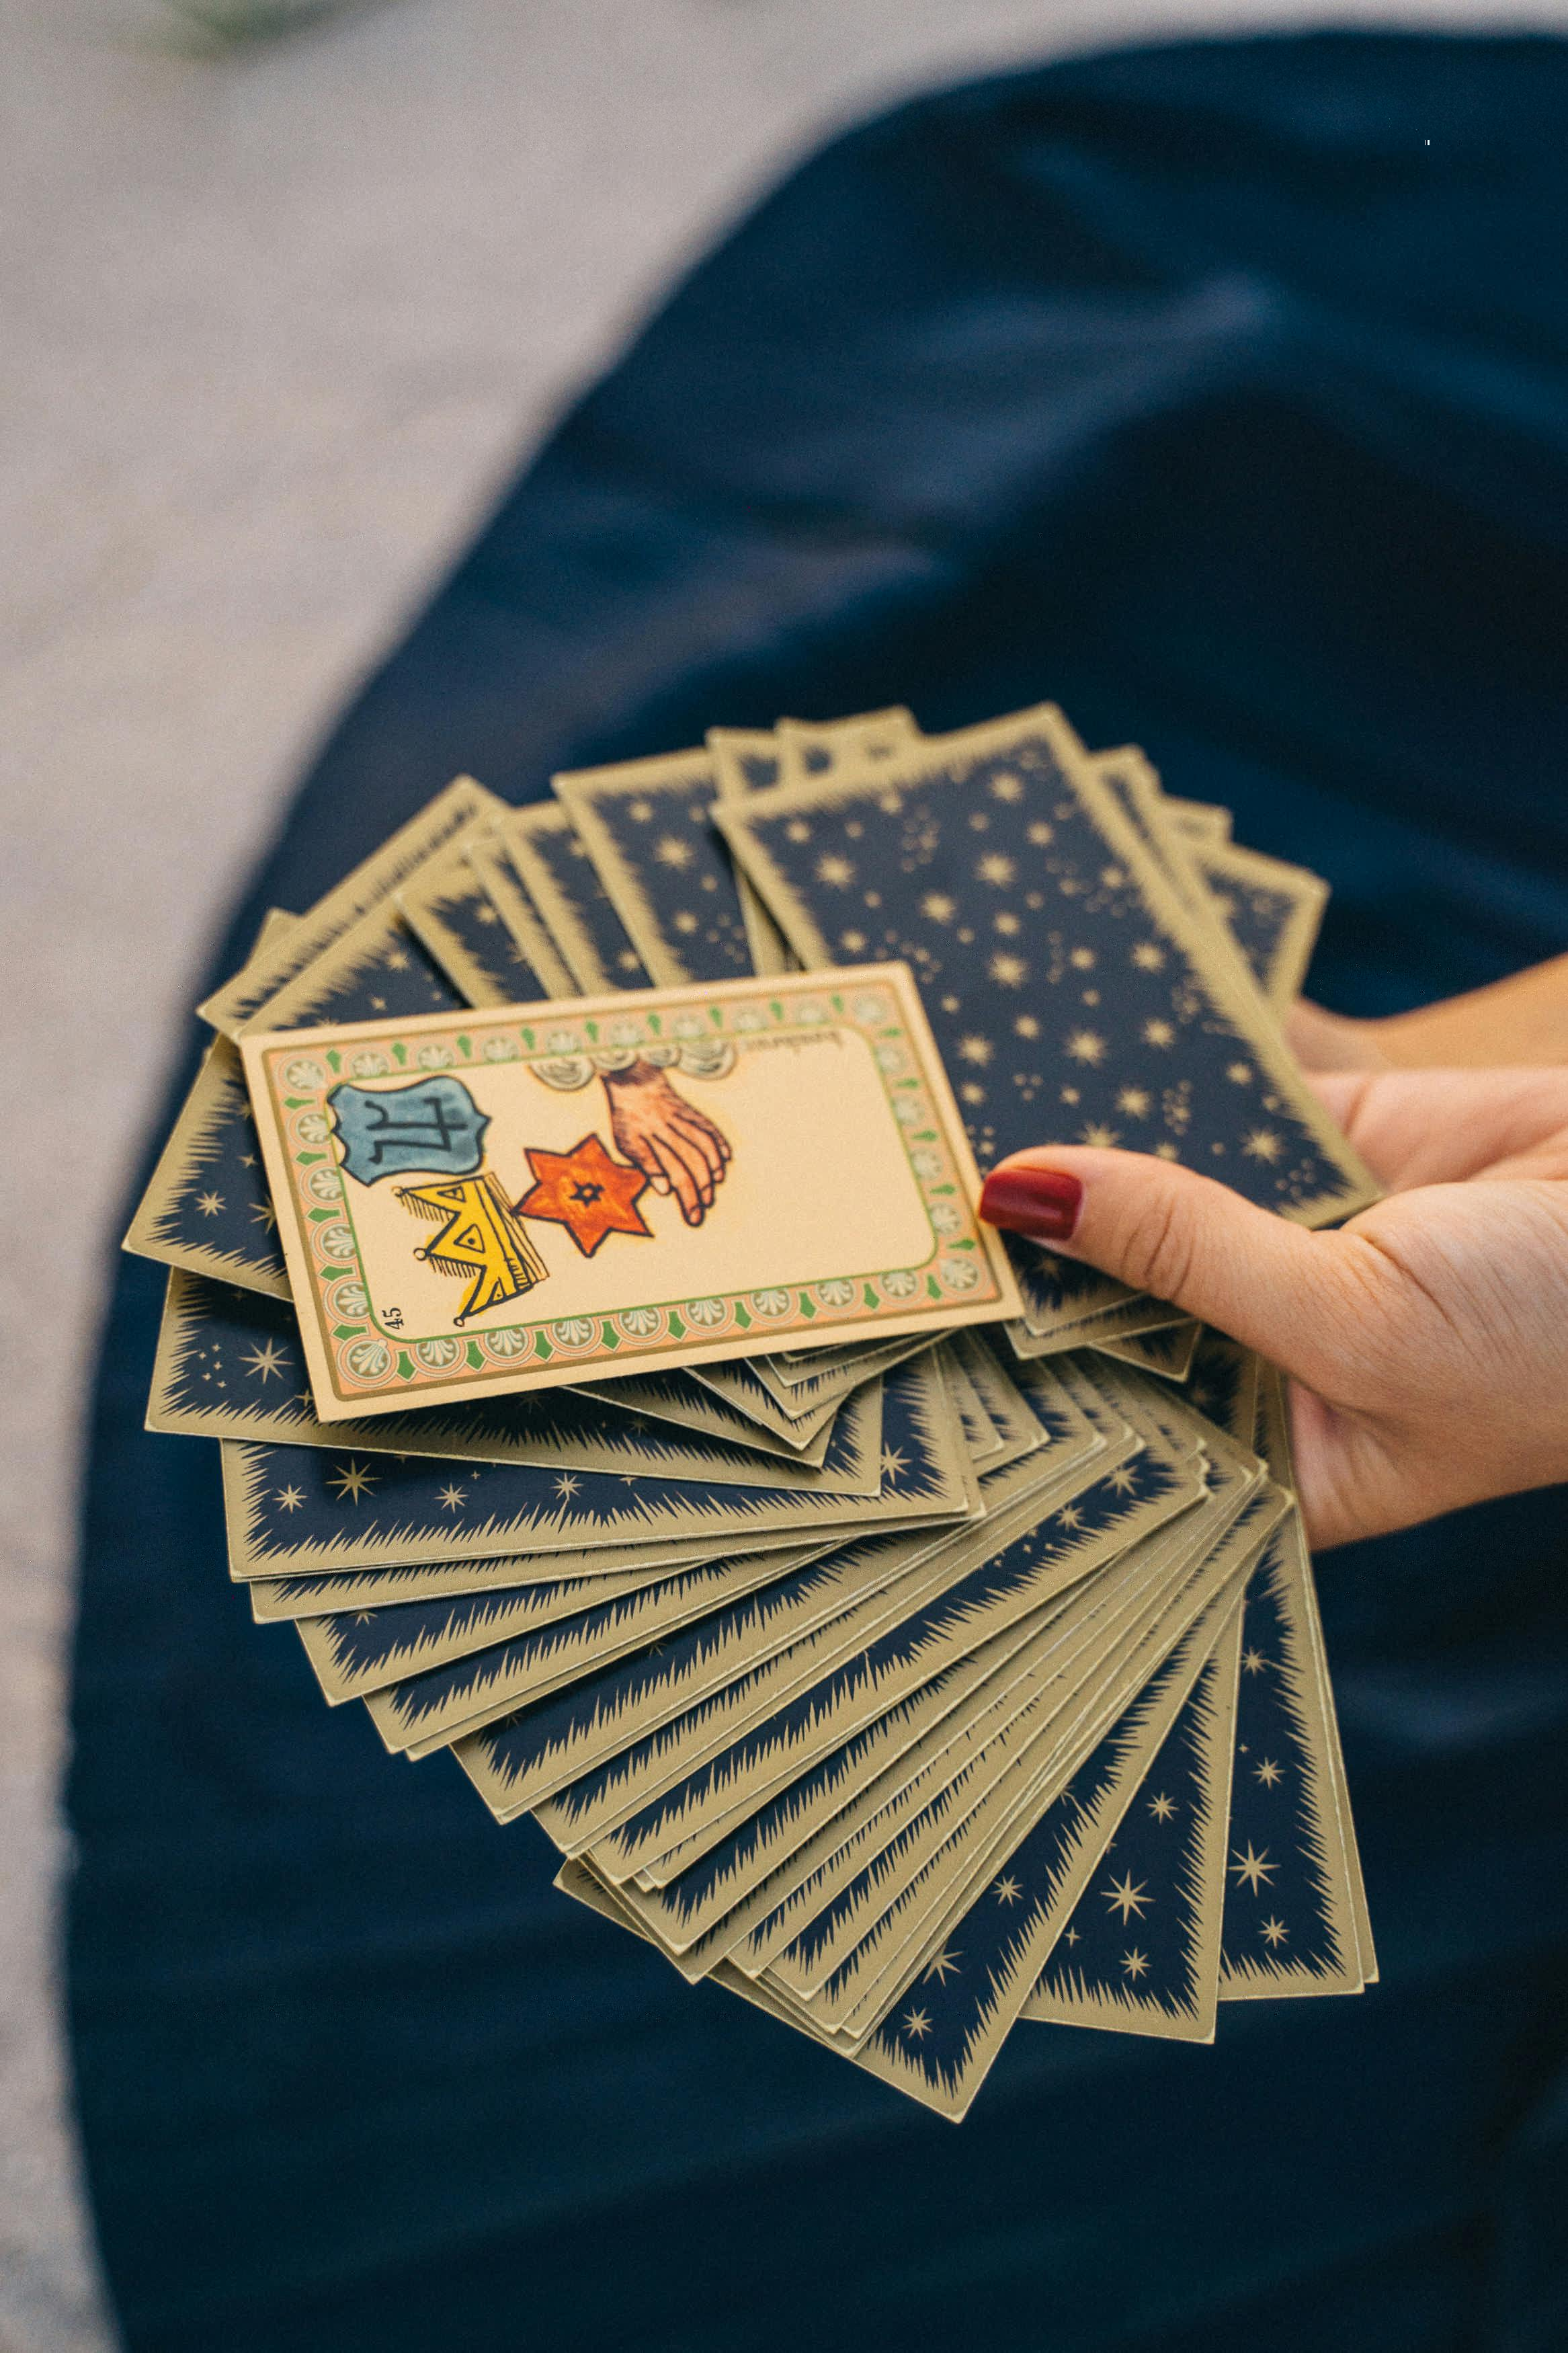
[980,1146,1352,1390]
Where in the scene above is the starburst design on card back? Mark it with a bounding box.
[1231,1842,1276,1894]
[1102,1870,1152,1923]
[241,1340,287,1384]
[331,1460,377,1505]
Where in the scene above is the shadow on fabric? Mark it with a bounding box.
[69,32,1568,2353]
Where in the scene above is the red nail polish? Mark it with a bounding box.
[979,1166,1083,1243]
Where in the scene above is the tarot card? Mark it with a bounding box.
[773,709,921,784]
[127,890,479,1300]
[715,705,1376,1345]
[198,776,500,1036]
[240,965,1020,1420]
[221,1342,974,1580]
[1166,797,1233,844]
[123,910,300,1298]
[686,1361,854,1447]
[463,832,578,998]
[706,729,796,978]
[396,840,563,1007]
[1214,1369,1374,1997]
[124,1035,293,1300]
[301,1539,829,1713]
[1093,1320,1202,1382]
[499,803,652,994]
[552,748,754,987]
[1188,839,1329,1014]
[570,1369,846,1466]
[1096,748,1325,1016]
[149,1269,891,1494]
[1025,1602,1245,2042]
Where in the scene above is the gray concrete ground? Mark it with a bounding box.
[1,0,1551,2342]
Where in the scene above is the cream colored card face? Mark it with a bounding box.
[241,963,1021,1421]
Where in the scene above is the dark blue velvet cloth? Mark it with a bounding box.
[69,33,1568,2352]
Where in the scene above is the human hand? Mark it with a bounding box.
[980,1067,1568,1550]
[602,1062,731,1227]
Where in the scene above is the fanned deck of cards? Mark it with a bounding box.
[127,702,1378,2119]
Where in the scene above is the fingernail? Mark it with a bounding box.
[979,1166,1083,1242]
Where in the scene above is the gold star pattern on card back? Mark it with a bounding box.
[924,1948,962,1985]
[1254,1757,1283,1788]
[902,2007,932,2041]
[1149,1792,1177,1822]
[1241,1648,1270,1676]
[437,1483,467,1512]
[1121,1948,1151,1981]
[241,1341,287,1384]
[515,1135,651,1258]
[993,1874,1022,1906]
[1261,1916,1290,1948]
[331,1461,377,1505]
[276,1485,305,1513]
[1231,1842,1277,1894]
[1103,1871,1152,1923]
[196,1191,224,1218]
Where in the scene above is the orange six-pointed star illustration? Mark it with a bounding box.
[515,1133,653,1257]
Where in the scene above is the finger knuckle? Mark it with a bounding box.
[1120,1190,1198,1303]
